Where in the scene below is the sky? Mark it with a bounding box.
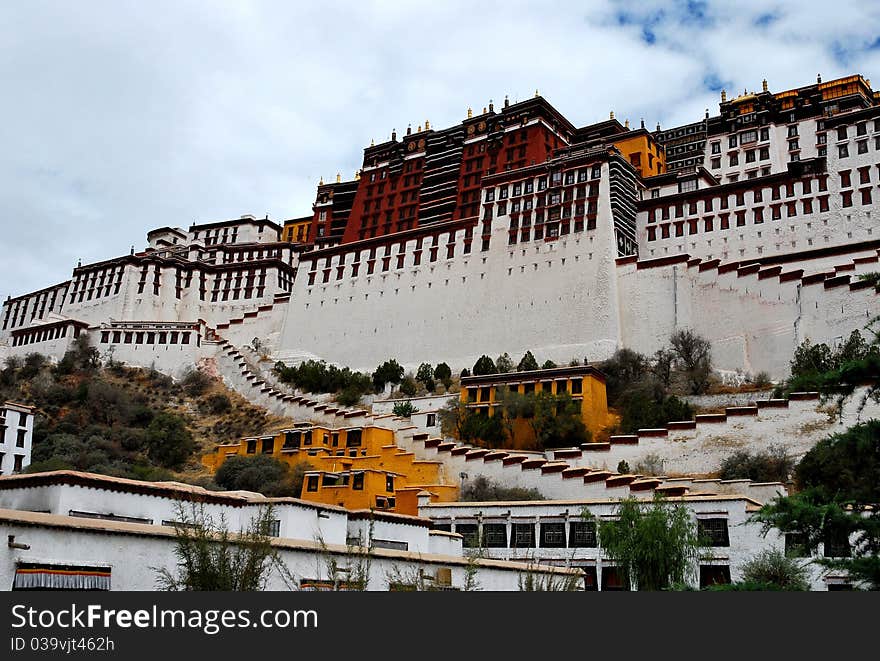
[3,0,880,299]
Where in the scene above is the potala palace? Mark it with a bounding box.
[2,73,880,590]
[3,73,879,379]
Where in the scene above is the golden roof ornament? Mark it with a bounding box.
[762,78,768,93]
[535,89,540,97]
[417,124,422,132]
[370,138,375,146]
[319,176,324,185]
[624,118,630,129]
[721,89,727,102]
[336,172,341,183]
[467,107,473,118]
[425,119,430,130]
[609,110,614,120]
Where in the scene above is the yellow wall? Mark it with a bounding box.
[282,220,311,244]
[201,424,458,515]
[612,133,666,177]
[459,372,612,449]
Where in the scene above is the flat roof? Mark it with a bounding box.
[420,494,763,509]
[461,364,606,386]
[0,508,582,574]
[0,470,347,513]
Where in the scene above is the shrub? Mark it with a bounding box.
[670,329,712,394]
[215,455,313,497]
[398,375,418,397]
[616,383,693,434]
[719,445,794,483]
[541,360,557,369]
[737,549,810,591]
[495,353,514,373]
[392,401,419,418]
[181,369,213,397]
[601,348,650,405]
[144,412,196,469]
[200,392,232,415]
[335,386,363,407]
[617,460,631,474]
[460,476,544,501]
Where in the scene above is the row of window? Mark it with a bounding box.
[10,323,81,347]
[435,518,730,549]
[0,452,26,473]
[485,166,603,202]
[98,329,196,346]
[2,287,66,330]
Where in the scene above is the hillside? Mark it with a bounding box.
[1,348,296,485]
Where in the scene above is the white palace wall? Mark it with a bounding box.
[278,163,624,373]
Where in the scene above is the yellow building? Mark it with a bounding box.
[459,365,612,449]
[281,215,312,244]
[202,423,457,516]
[611,130,666,178]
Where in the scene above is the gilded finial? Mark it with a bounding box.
[467,106,473,118]
[609,110,614,120]
[355,169,361,181]
[489,99,494,112]
[370,138,375,146]
[417,124,422,132]
[504,94,509,108]
[336,172,341,184]
[624,118,630,129]
[425,119,430,130]
[535,89,539,97]
[817,73,822,83]
[762,78,768,93]
[407,124,412,136]
[482,106,487,114]
[721,89,727,102]
[391,128,397,141]
[319,176,324,186]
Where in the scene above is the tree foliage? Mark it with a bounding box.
[517,351,540,372]
[144,412,196,469]
[597,495,701,591]
[736,549,810,591]
[460,476,544,501]
[472,355,497,376]
[670,328,713,394]
[392,400,419,418]
[155,503,294,591]
[215,455,313,497]
[434,362,452,388]
[495,352,514,373]
[415,362,436,392]
[719,445,794,483]
[275,359,372,400]
[372,359,404,391]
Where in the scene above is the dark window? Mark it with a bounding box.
[246,440,257,454]
[483,523,507,548]
[261,437,274,454]
[306,475,319,492]
[824,531,851,558]
[540,522,566,548]
[601,566,629,591]
[456,524,479,548]
[13,455,24,472]
[352,472,365,490]
[785,532,812,558]
[346,429,363,447]
[698,518,729,546]
[385,475,395,492]
[511,523,535,548]
[699,565,731,589]
[16,428,26,447]
[569,521,597,547]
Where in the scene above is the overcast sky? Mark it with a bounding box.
[3,0,880,300]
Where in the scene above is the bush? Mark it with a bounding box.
[275,359,373,401]
[736,549,810,591]
[392,401,419,418]
[601,348,650,405]
[616,383,693,434]
[541,360,557,369]
[617,460,631,474]
[495,353,514,373]
[398,375,419,398]
[719,445,794,483]
[181,369,213,397]
[335,386,364,407]
[215,455,313,497]
[200,393,232,415]
[460,476,544,501]
[670,329,712,394]
[144,412,196,469]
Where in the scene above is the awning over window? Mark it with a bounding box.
[13,563,111,591]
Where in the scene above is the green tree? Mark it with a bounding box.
[526,391,589,450]
[496,352,514,373]
[597,495,701,591]
[154,503,295,591]
[144,412,196,469]
[517,351,540,372]
[460,475,544,501]
[434,362,452,389]
[415,362,436,392]
[372,359,404,391]
[719,445,794,483]
[670,329,712,395]
[215,455,312,497]
[392,400,419,418]
[472,355,497,376]
[615,382,693,434]
[398,375,419,397]
[541,359,557,369]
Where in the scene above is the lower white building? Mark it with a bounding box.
[418,494,856,591]
[0,402,34,476]
[0,471,581,591]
